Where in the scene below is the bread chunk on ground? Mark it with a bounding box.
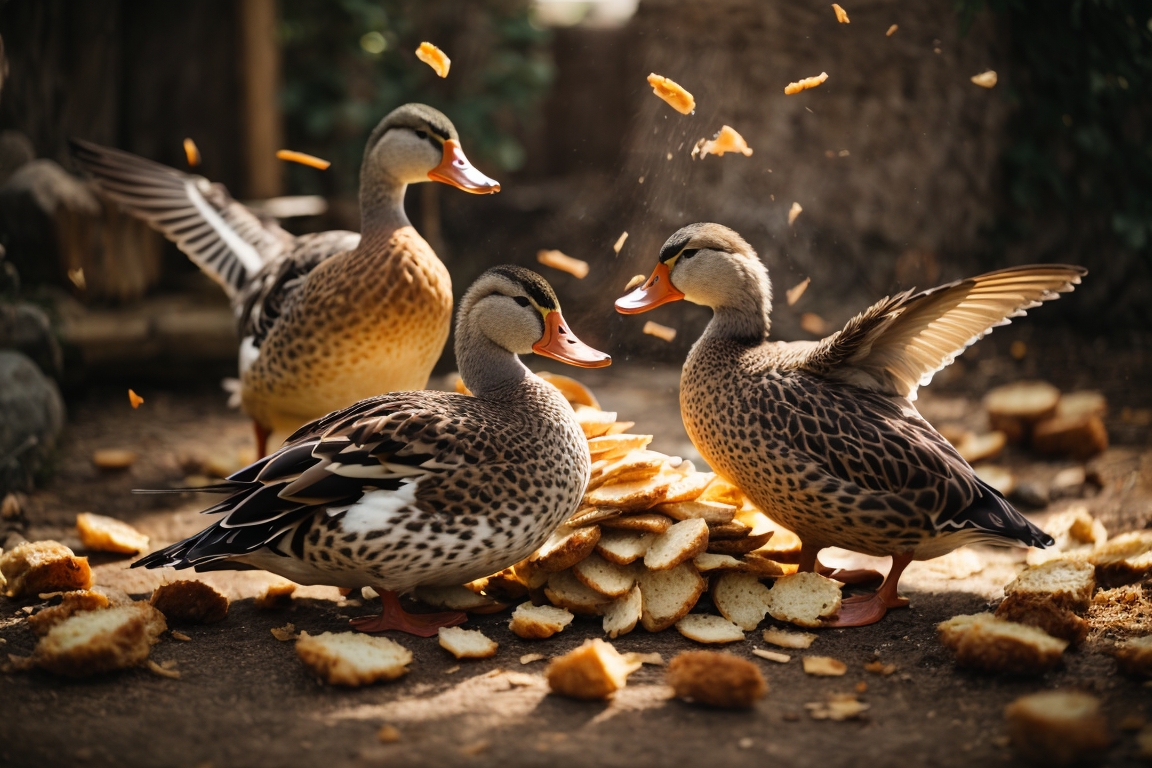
[1004,559,1096,613]
[995,594,1089,645]
[766,572,842,628]
[1004,691,1110,766]
[545,639,640,700]
[438,626,498,659]
[34,602,166,677]
[296,631,411,686]
[1,540,92,598]
[150,580,229,624]
[76,512,150,554]
[1113,635,1152,677]
[712,571,772,631]
[666,651,767,709]
[675,614,745,644]
[509,603,574,640]
[938,613,1067,673]
[28,589,111,635]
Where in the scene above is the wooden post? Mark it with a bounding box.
[238,0,283,199]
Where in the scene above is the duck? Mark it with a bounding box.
[134,266,611,636]
[616,222,1085,626]
[70,103,501,457]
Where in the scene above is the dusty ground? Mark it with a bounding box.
[2,354,1151,768]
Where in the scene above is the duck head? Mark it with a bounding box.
[362,103,500,194]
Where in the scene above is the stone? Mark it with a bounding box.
[0,350,64,494]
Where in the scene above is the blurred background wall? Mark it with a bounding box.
[0,0,1148,381]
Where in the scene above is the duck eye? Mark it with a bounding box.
[681,249,699,259]
[513,296,531,308]
[415,129,428,140]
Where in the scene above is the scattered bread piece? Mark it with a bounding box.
[34,602,166,677]
[377,725,401,743]
[271,623,298,641]
[529,526,601,573]
[666,651,767,708]
[692,125,753,159]
[599,513,673,535]
[254,581,296,609]
[596,530,658,565]
[296,631,412,686]
[274,150,331,170]
[1032,414,1108,460]
[146,658,180,679]
[509,603,574,640]
[955,431,1006,463]
[886,23,898,36]
[752,648,790,663]
[638,562,706,632]
[803,656,847,676]
[763,628,817,649]
[415,42,450,78]
[787,202,804,226]
[645,518,709,571]
[546,638,640,700]
[712,572,772,630]
[970,71,998,89]
[786,277,810,306]
[438,626,498,660]
[0,540,92,598]
[573,553,637,597]
[92,449,137,469]
[646,73,695,114]
[807,693,869,721]
[28,589,110,635]
[996,595,1089,645]
[642,321,677,342]
[676,614,745,644]
[1113,635,1152,677]
[784,72,828,95]
[182,139,200,167]
[76,512,149,554]
[520,653,545,664]
[536,249,589,280]
[938,613,1067,673]
[1057,390,1107,419]
[1090,530,1152,588]
[603,584,643,638]
[544,570,613,615]
[128,389,144,408]
[832,4,850,23]
[983,380,1060,443]
[1003,559,1096,613]
[612,231,628,254]
[1004,691,1110,765]
[974,464,1016,496]
[864,659,896,675]
[767,572,842,628]
[150,580,229,624]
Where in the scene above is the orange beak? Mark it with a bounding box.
[532,311,612,368]
[428,139,501,194]
[614,262,685,314]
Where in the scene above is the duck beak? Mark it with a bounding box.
[428,139,501,194]
[532,310,612,368]
[615,262,684,314]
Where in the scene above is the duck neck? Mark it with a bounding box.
[358,167,412,243]
[704,287,772,347]
[455,321,533,401]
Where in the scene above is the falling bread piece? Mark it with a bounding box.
[182,139,200,167]
[128,389,144,408]
[643,321,677,342]
[0,540,92,598]
[1004,691,1110,765]
[937,613,1067,673]
[784,72,828,95]
[536,249,589,279]
[676,614,745,644]
[296,631,412,686]
[415,42,451,77]
[970,71,998,88]
[275,150,331,170]
[886,24,898,36]
[646,73,695,114]
[150,580,229,624]
[788,202,803,225]
[613,231,628,254]
[692,125,753,159]
[546,638,640,700]
[785,277,810,306]
[92,449,137,470]
[510,602,574,639]
[666,651,767,708]
[76,513,149,554]
[438,626,498,659]
[832,4,850,23]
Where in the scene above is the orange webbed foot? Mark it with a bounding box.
[825,592,910,627]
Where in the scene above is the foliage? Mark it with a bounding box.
[279,0,553,197]
[956,1,1152,273]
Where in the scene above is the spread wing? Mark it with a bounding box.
[69,138,293,300]
[796,265,1086,399]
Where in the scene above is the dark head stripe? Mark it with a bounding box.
[659,234,691,263]
[487,265,559,310]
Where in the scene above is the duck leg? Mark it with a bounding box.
[350,590,467,637]
[825,552,915,627]
[253,420,271,460]
[797,543,884,586]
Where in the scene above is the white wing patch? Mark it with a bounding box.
[238,336,260,375]
[333,480,421,535]
[185,179,264,274]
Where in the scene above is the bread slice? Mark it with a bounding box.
[766,572,842,628]
[707,531,774,556]
[583,475,675,511]
[955,431,1007,464]
[644,518,709,570]
[595,530,657,565]
[984,380,1060,443]
[509,603,574,640]
[590,450,667,489]
[1113,635,1152,677]
[572,553,637,597]
[545,638,640,700]
[412,584,505,613]
[1004,691,1110,764]
[586,434,653,462]
[712,572,772,630]
[661,472,718,504]
[706,520,752,540]
[602,584,642,639]
[806,693,870,721]
[438,626,498,659]
[697,477,744,506]
[296,631,412,686]
[34,602,166,677]
[1090,531,1152,588]
[76,512,150,554]
[675,614,745,644]
[655,501,737,524]
[693,553,745,572]
[1032,414,1108,459]
[529,525,601,573]
[598,513,673,534]
[573,408,619,438]
[535,371,601,410]
[995,594,1089,645]
[0,540,92,598]
[28,589,111,635]
[737,510,803,559]
[666,651,767,709]
[1004,559,1096,613]
[150,580,229,624]
[566,506,622,528]
[763,628,817,649]
[937,612,1067,673]
[1057,390,1107,419]
[544,570,613,615]
[638,562,706,631]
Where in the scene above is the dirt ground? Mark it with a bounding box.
[2,351,1151,768]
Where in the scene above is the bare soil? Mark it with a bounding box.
[2,361,1150,768]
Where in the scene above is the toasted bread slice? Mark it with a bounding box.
[602,584,642,639]
[675,614,745,644]
[150,580,229,624]
[1090,531,1152,588]
[706,520,752,540]
[438,626,498,659]
[296,631,411,686]
[984,380,1060,443]
[995,594,1089,645]
[574,408,619,438]
[645,518,709,571]
[529,526,601,573]
[655,501,737,524]
[76,513,149,554]
[34,602,166,677]
[1113,635,1152,677]
[707,531,773,556]
[1004,559,1096,613]
[0,540,92,598]
[572,553,638,597]
[766,572,842,628]
[584,475,675,511]
[545,638,640,700]
[638,562,706,632]
[544,570,613,615]
[586,434,653,462]
[28,589,110,635]
[596,530,657,565]
[938,613,1067,673]
[509,602,574,640]
[1033,414,1108,460]
[712,572,772,630]
[599,513,673,534]
[666,651,767,708]
[661,472,718,504]
[1004,691,1109,765]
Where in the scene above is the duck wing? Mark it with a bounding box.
[795,265,1086,399]
[69,138,293,300]
[132,392,493,570]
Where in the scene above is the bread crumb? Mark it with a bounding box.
[864,659,896,675]
[784,72,828,95]
[377,725,401,743]
[647,73,695,114]
[785,278,810,306]
[146,658,181,679]
[788,202,803,225]
[832,4,850,23]
[171,631,192,642]
[752,648,790,663]
[128,389,144,408]
[807,693,869,720]
[274,150,331,170]
[271,623,298,642]
[520,653,546,665]
[886,24,898,36]
[613,231,628,254]
[642,321,677,343]
[415,42,450,78]
[763,628,817,649]
[803,656,847,676]
[971,71,998,89]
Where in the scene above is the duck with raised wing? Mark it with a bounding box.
[616,223,1085,626]
[134,266,610,636]
[71,104,500,456]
